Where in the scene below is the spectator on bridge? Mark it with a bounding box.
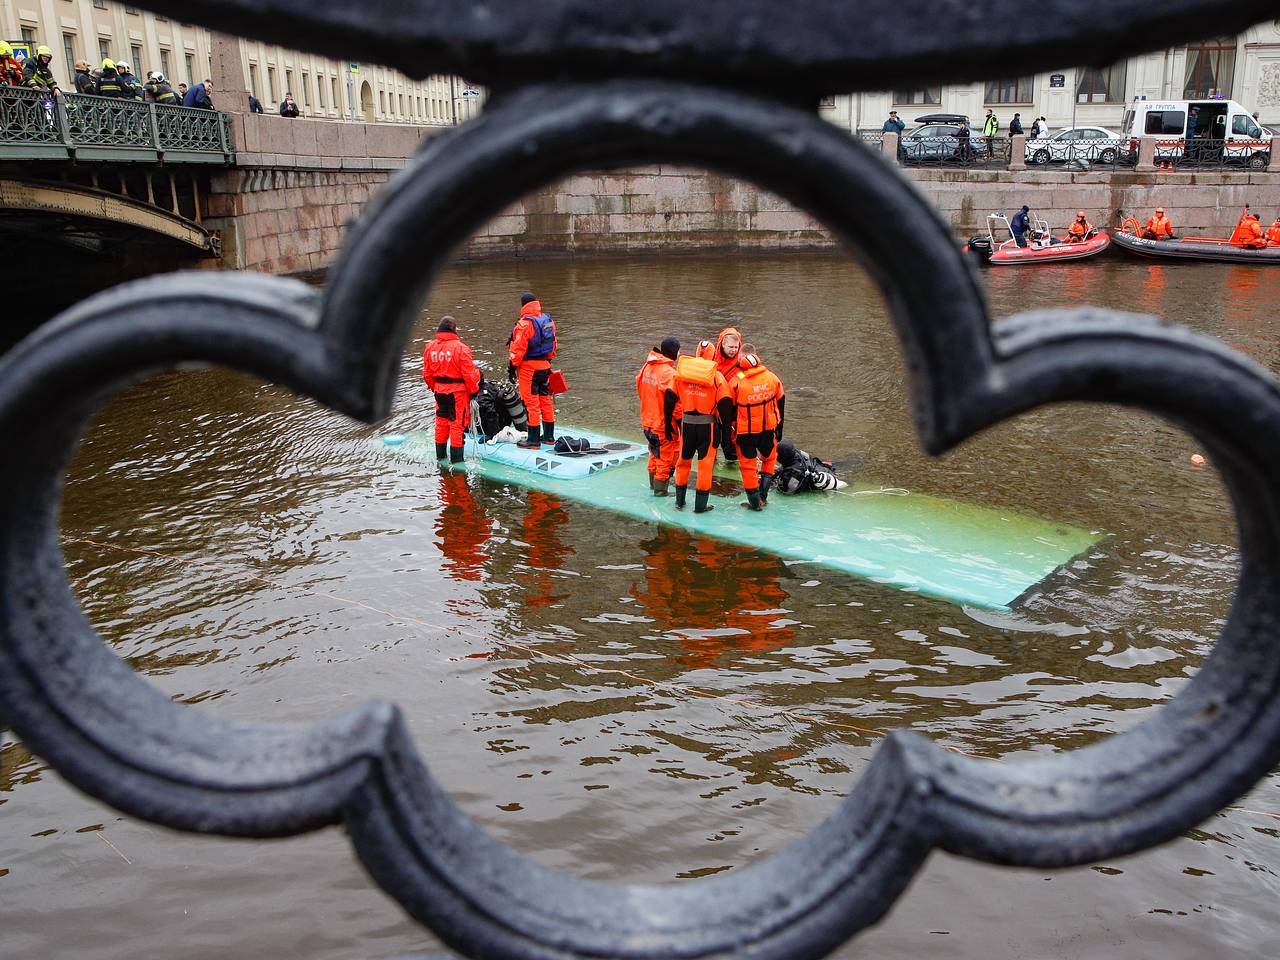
[183,79,214,109]
[22,46,62,98]
[146,73,179,105]
[116,62,144,100]
[247,89,264,113]
[94,60,129,99]
[982,108,998,138]
[1009,113,1023,136]
[0,43,24,87]
[178,82,188,99]
[279,92,300,118]
[74,60,96,94]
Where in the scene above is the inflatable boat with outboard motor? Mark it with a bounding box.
[1112,213,1280,264]
[965,213,1111,265]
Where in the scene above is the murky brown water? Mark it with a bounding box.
[5,252,1280,958]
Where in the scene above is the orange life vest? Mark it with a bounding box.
[1230,216,1265,248]
[1067,219,1091,240]
[713,326,743,378]
[730,363,784,435]
[636,350,679,431]
[1267,222,1280,245]
[672,356,728,416]
[1145,215,1174,239]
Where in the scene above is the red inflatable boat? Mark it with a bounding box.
[965,214,1111,265]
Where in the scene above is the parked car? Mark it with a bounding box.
[901,113,991,164]
[1026,126,1127,165]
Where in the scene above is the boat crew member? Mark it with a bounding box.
[1267,218,1280,246]
[1066,211,1093,242]
[423,316,482,464]
[1010,205,1032,248]
[711,327,743,461]
[775,442,845,495]
[636,337,682,497]
[728,353,785,512]
[1229,212,1267,249]
[665,345,733,514]
[508,292,558,449]
[1142,208,1176,241]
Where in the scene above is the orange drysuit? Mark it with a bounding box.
[665,358,732,495]
[1143,213,1175,240]
[1066,217,1092,241]
[1230,214,1266,249]
[509,299,557,430]
[636,348,681,484]
[729,357,785,498]
[712,328,744,460]
[1266,220,1280,246]
[423,330,481,449]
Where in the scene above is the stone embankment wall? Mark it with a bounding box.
[209,116,1280,273]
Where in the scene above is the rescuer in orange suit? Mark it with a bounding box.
[508,291,558,449]
[728,353,785,512]
[1229,211,1267,249]
[1266,218,1280,246]
[1065,211,1092,242]
[636,336,682,497]
[664,341,734,514]
[422,315,482,464]
[711,327,744,462]
[1142,208,1176,240]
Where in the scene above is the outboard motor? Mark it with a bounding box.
[965,235,992,261]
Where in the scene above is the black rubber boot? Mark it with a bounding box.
[742,487,763,511]
[435,442,448,460]
[674,485,688,510]
[694,489,714,514]
[541,421,555,444]
[648,473,656,492]
[759,472,775,505]
[517,425,542,448]
[653,477,670,497]
[450,445,465,464]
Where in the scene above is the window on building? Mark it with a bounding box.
[1183,37,1236,99]
[1076,63,1126,103]
[130,44,141,70]
[398,93,405,116]
[160,49,171,78]
[248,63,259,98]
[316,73,325,108]
[20,27,35,46]
[267,66,276,103]
[99,38,111,63]
[125,6,139,13]
[62,34,76,72]
[93,0,107,8]
[301,72,310,107]
[984,77,1034,104]
[331,77,339,111]
[184,53,194,84]
[892,88,942,105]
[379,90,386,114]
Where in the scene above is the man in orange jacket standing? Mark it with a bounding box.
[728,353,785,512]
[664,341,734,514]
[636,336,682,496]
[509,292,558,448]
[423,316,482,464]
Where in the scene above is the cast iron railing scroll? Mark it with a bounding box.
[1,2,1279,959]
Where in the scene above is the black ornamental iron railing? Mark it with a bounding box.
[0,86,233,163]
[2,1,1279,958]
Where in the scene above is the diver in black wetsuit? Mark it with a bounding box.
[775,441,844,495]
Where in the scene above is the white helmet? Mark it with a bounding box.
[153,72,165,83]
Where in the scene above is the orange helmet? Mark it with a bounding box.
[740,352,761,370]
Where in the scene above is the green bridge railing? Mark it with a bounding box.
[0,87,233,164]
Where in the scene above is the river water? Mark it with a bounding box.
[4,252,1280,958]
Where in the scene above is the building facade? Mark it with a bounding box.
[2,0,481,124]
[823,23,1280,133]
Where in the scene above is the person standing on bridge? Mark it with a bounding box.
[982,109,999,139]
[94,60,129,99]
[183,78,214,110]
[22,46,61,100]
[146,73,179,105]
[116,62,143,100]
[0,43,24,87]
[279,93,300,118]
[508,292,558,449]
[423,316,482,464]
[247,89,264,113]
[74,61,96,95]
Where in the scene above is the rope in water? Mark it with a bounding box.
[61,533,991,758]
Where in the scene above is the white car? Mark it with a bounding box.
[1026,126,1127,165]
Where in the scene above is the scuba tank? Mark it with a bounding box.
[493,379,528,431]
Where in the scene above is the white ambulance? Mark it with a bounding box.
[1119,98,1271,169]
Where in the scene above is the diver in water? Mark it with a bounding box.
[775,441,846,495]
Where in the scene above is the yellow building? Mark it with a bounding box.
[2,0,481,124]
